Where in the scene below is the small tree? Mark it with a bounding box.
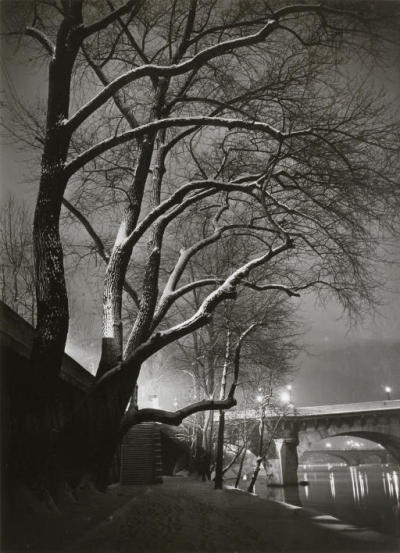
[0,196,35,325]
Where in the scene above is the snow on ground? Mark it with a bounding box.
[8,476,399,553]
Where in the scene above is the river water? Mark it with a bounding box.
[248,464,400,536]
[226,464,400,536]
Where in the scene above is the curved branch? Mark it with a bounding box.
[25,27,55,56]
[132,237,294,364]
[121,396,237,433]
[241,282,300,297]
[65,116,299,177]
[62,198,140,307]
[81,0,140,38]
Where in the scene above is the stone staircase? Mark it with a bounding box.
[120,423,163,485]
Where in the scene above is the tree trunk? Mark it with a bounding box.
[56,358,142,489]
[214,410,225,489]
[235,449,246,489]
[247,408,265,493]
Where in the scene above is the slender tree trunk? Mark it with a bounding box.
[235,449,247,489]
[214,329,230,489]
[214,410,225,489]
[247,407,265,493]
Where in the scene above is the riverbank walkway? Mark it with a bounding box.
[9,476,399,552]
[60,476,398,553]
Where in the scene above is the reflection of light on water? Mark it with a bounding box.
[358,471,366,500]
[303,473,309,498]
[350,467,367,503]
[344,468,370,504]
[383,471,399,501]
[392,472,399,503]
[329,472,336,500]
[350,467,359,503]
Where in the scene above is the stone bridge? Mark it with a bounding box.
[225,400,400,486]
[299,448,393,466]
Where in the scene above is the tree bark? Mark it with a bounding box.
[247,408,265,493]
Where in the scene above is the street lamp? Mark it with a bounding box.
[384,386,392,400]
[280,390,291,404]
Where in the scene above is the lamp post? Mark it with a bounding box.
[247,391,266,493]
[384,386,392,401]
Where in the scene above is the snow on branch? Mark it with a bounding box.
[121,396,237,432]
[65,116,310,177]
[25,27,55,57]
[121,178,257,249]
[64,3,336,133]
[81,0,140,38]
[130,237,294,365]
[62,198,140,307]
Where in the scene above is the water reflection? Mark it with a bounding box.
[227,463,400,535]
[296,464,400,535]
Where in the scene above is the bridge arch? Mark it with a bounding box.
[297,428,400,463]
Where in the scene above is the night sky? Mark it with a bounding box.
[1,3,400,409]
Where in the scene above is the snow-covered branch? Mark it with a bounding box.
[64,3,342,133]
[65,116,300,177]
[121,396,237,433]
[25,27,55,57]
[81,0,140,38]
[62,198,140,307]
[121,178,257,250]
[130,237,294,364]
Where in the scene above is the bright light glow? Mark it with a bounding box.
[280,390,291,404]
[384,386,392,393]
[325,442,332,448]
[256,394,263,404]
[286,384,292,391]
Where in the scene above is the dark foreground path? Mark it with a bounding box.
[7,476,399,553]
[63,477,398,553]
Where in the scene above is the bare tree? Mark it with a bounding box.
[0,196,36,325]
[2,0,400,499]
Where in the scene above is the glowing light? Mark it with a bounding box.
[384,386,392,393]
[325,442,332,448]
[256,394,263,404]
[286,384,292,391]
[280,390,291,404]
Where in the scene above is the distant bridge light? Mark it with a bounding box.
[384,386,392,400]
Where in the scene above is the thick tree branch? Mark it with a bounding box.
[65,116,305,176]
[25,27,55,56]
[121,396,237,432]
[65,3,338,133]
[131,237,294,364]
[81,0,140,38]
[62,198,140,307]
